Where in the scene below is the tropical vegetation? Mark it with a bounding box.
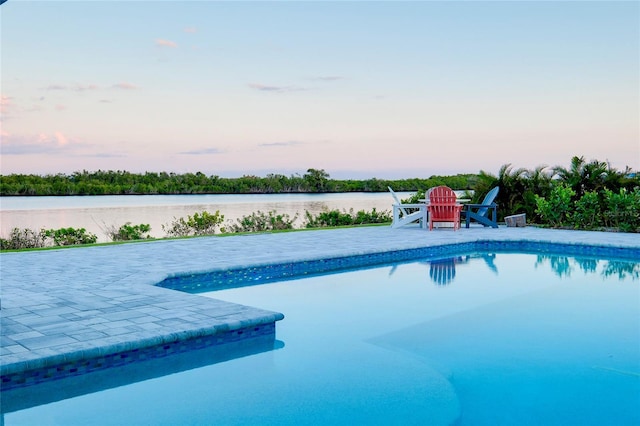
[0,227,98,250]
[303,208,391,228]
[0,168,476,195]
[225,210,298,233]
[0,208,390,250]
[405,156,639,231]
[1,156,638,250]
[104,222,152,241]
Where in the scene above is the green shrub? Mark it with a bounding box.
[162,210,225,237]
[107,222,152,241]
[569,191,603,230]
[403,191,424,204]
[305,210,353,227]
[226,210,297,233]
[353,208,392,224]
[535,184,575,227]
[0,227,48,250]
[304,208,391,228]
[603,188,640,232]
[44,227,98,246]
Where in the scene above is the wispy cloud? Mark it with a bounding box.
[0,131,81,155]
[248,83,305,93]
[74,84,99,92]
[179,147,225,155]
[259,141,305,147]
[312,76,345,82]
[43,84,99,92]
[54,131,68,146]
[1,95,12,114]
[41,83,154,93]
[44,84,67,91]
[25,105,44,113]
[55,105,67,111]
[1,131,122,158]
[183,27,197,33]
[1,95,47,118]
[0,142,46,156]
[112,82,138,90]
[155,39,178,48]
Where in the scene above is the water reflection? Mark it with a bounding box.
[535,254,640,280]
[603,261,640,280]
[428,253,498,286]
[420,252,639,286]
[428,257,466,285]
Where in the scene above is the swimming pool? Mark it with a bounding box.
[3,250,639,425]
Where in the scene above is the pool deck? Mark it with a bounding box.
[1,225,639,386]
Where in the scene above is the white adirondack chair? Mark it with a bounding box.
[388,187,428,229]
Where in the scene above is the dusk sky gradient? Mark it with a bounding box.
[1,1,638,179]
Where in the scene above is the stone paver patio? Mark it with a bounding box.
[1,225,639,386]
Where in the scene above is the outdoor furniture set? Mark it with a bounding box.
[389,185,500,230]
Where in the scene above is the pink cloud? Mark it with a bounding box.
[184,27,197,33]
[1,95,12,114]
[74,84,99,92]
[1,131,87,155]
[155,39,178,48]
[54,131,69,146]
[55,104,67,111]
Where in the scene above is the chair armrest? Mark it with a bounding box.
[393,203,427,208]
[464,203,497,208]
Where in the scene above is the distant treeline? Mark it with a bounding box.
[0,168,478,196]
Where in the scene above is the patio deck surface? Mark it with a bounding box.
[1,225,639,385]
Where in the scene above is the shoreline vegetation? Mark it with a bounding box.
[1,157,639,249]
[0,168,476,196]
[0,209,392,251]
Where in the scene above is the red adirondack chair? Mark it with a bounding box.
[427,186,463,231]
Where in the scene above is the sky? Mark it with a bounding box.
[1,1,638,179]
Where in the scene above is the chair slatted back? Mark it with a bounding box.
[429,186,458,205]
[476,186,500,217]
[388,186,408,216]
[427,186,462,230]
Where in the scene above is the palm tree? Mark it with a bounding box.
[553,156,585,190]
[474,164,531,220]
[552,156,608,199]
[472,169,499,204]
[521,165,553,222]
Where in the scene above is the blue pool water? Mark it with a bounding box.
[4,252,639,425]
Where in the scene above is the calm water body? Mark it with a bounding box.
[5,252,639,425]
[0,193,409,242]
